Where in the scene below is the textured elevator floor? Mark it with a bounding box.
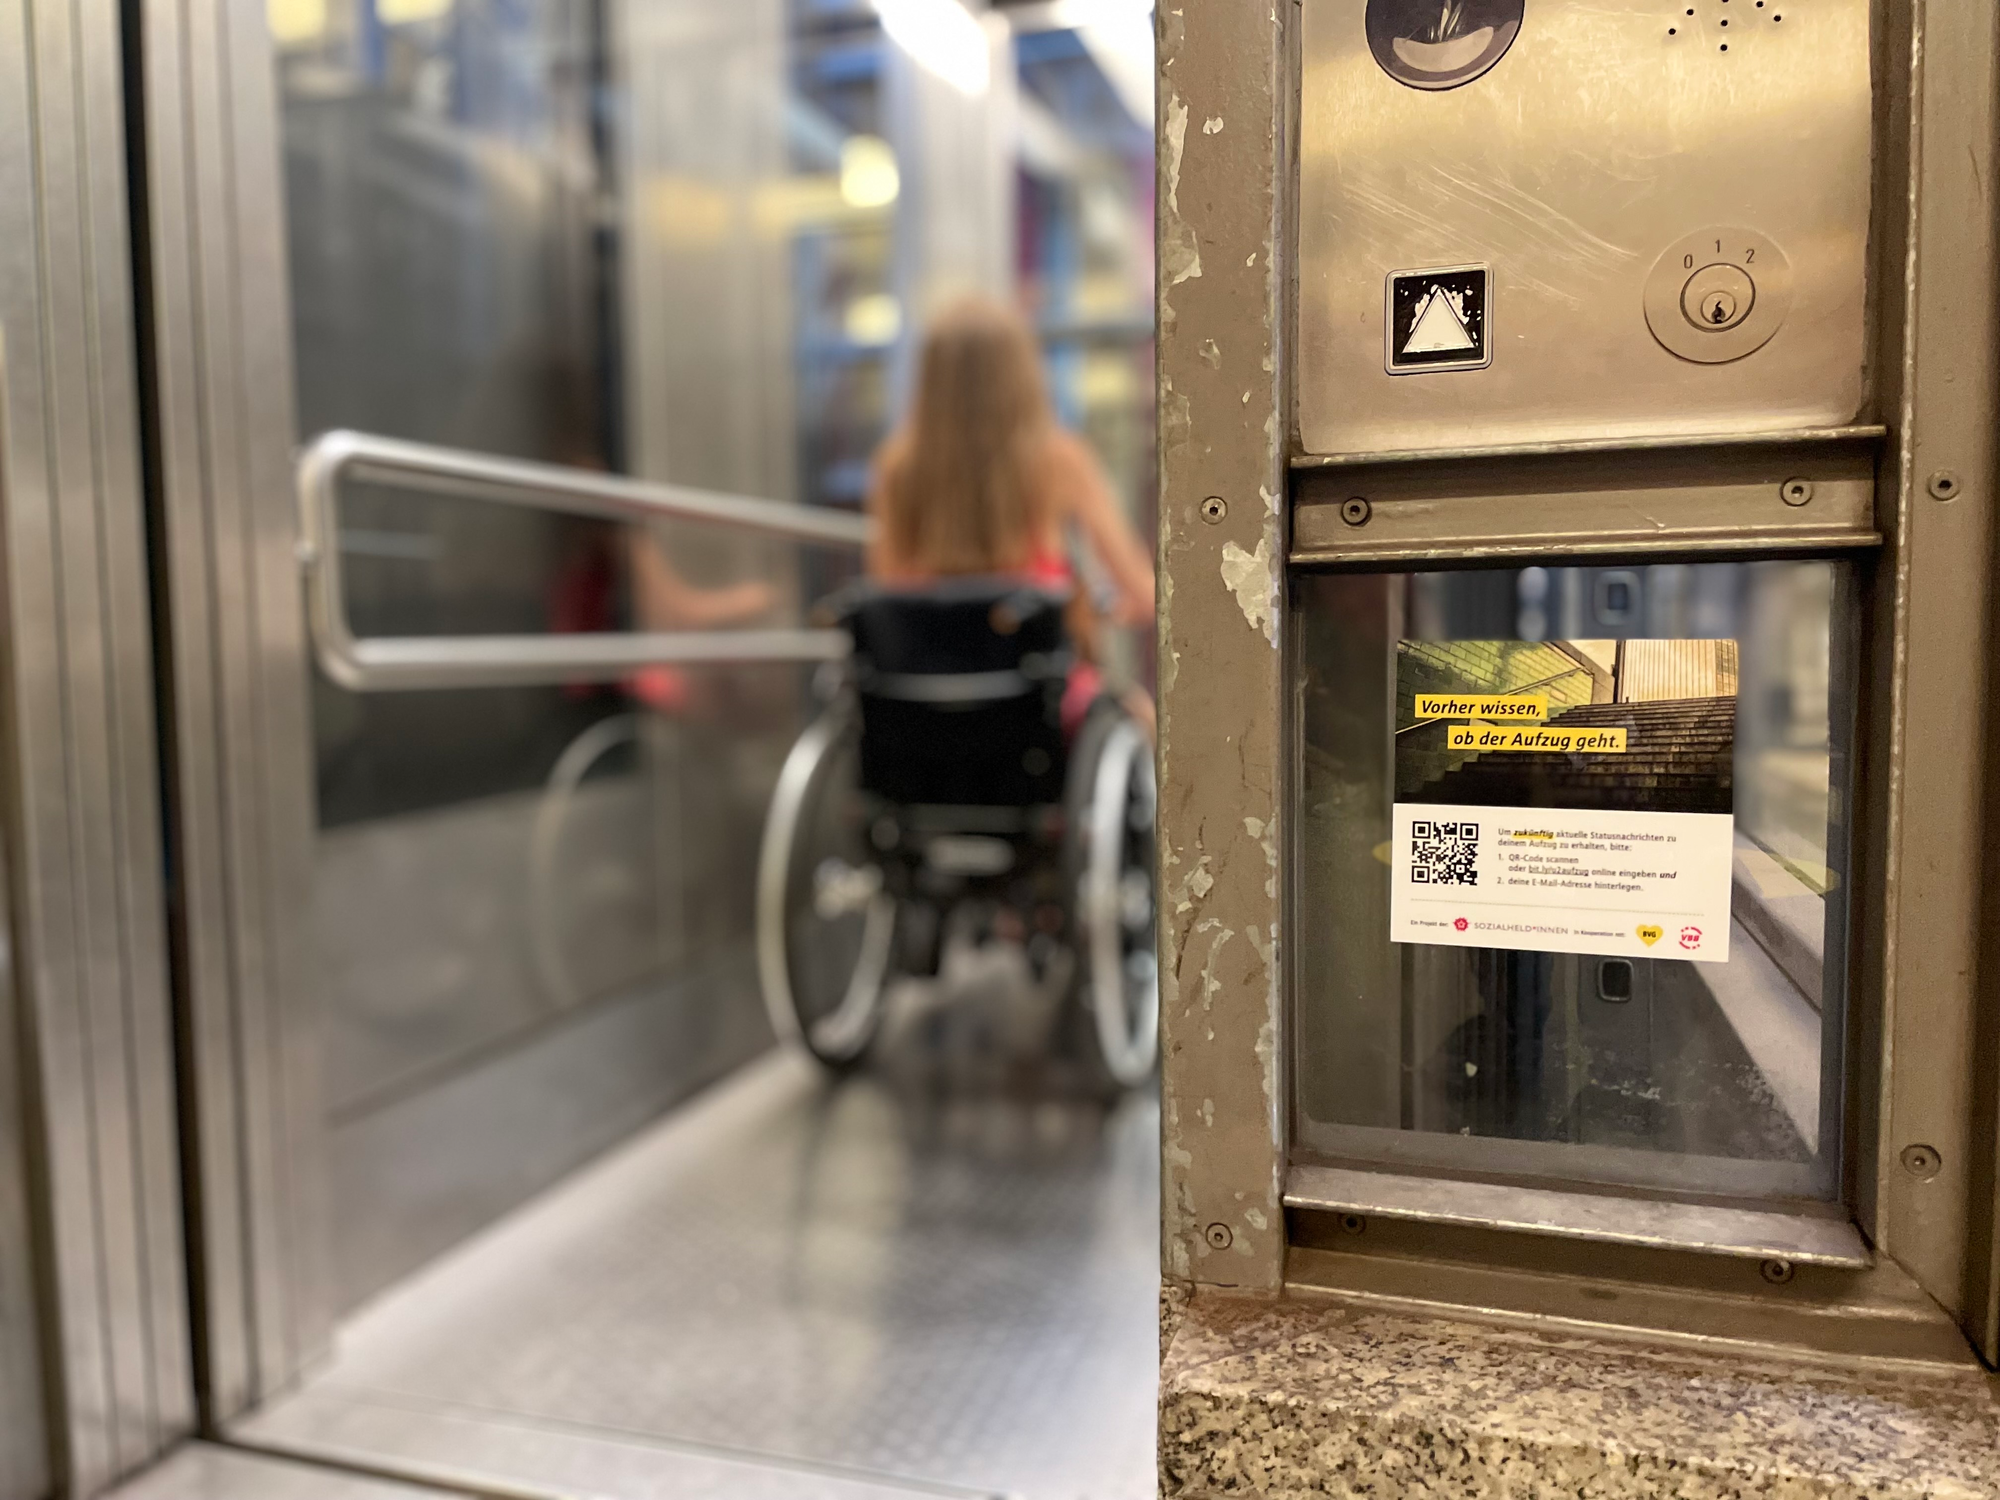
[237,1047,1160,1500]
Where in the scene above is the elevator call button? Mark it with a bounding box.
[1643,228,1792,364]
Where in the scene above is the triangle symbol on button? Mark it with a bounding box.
[1403,288,1476,354]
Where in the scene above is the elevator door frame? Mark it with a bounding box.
[0,0,200,1484]
[1154,0,2000,1367]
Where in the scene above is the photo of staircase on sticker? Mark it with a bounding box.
[1395,639,1738,815]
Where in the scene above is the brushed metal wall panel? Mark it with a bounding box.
[1296,0,1872,455]
[0,0,195,1479]
[139,0,334,1419]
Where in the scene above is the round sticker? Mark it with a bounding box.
[1365,0,1524,91]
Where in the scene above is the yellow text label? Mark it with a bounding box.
[1446,724,1628,754]
[1416,693,1547,722]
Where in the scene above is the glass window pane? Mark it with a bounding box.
[1291,561,1854,1202]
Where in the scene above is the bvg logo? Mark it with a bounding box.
[1635,924,1663,947]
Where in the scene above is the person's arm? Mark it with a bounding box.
[1048,430,1155,625]
[628,531,773,629]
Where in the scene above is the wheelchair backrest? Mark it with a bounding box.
[840,578,1072,809]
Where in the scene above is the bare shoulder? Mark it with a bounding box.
[1038,425,1098,473]
[1033,426,1105,501]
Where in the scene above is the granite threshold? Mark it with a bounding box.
[1160,1286,2000,1499]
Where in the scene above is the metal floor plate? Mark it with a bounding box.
[105,1444,438,1500]
[238,1044,1160,1500]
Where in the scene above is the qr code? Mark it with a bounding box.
[1411,820,1478,886]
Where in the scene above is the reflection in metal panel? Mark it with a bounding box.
[618,0,796,505]
[270,0,859,1320]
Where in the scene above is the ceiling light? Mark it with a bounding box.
[840,136,901,209]
[874,0,990,95]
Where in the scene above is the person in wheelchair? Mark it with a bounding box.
[757,295,1159,1089]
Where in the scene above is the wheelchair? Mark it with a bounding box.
[755,577,1158,1090]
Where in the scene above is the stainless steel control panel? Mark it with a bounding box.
[1296,0,1871,456]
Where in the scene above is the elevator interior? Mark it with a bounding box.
[0,0,1163,1496]
[275,0,1159,1315]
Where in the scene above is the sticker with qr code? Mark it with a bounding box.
[1409,820,1479,885]
[1388,640,1736,963]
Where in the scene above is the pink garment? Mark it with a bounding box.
[1061,662,1104,739]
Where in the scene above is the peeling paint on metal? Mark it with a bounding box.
[1199,338,1221,368]
[1170,852,1214,915]
[1198,923,1236,1013]
[1244,921,1271,970]
[1161,95,1203,286]
[1203,115,1223,135]
[1218,536,1277,644]
[1162,380,1192,451]
[1254,1012,1278,1115]
[1244,1207,1268,1232]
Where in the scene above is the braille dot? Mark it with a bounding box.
[1668,24,1676,32]
[1720,42,1728,49]
[1720,16,1728,23]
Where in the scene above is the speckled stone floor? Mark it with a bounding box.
[1161,1289,2000,1500]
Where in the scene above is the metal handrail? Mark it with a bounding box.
[298,429,871,692]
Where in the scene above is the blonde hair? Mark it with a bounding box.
[877,296,1053,575]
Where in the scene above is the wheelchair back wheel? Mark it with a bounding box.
[756,709,896,1068]
[1067,704,1159,1089]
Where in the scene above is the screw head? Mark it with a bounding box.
[1337,1213,1367,1236]
[1901,1143,1943,1180]
[1780,477,1814,506]
[1340,496,1372,527]
[1200,496,1227,524]
[1204,1222,1233,1250]
[1927,469,1961,501]
[1760,1258,1795,1285]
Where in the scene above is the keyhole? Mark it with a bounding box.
[1710,302,1729,324]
